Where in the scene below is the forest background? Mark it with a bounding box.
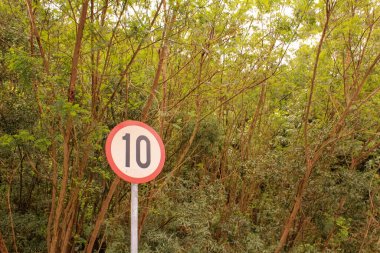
[0,0,379,252]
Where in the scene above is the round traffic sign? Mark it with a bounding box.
[105,120,165,184]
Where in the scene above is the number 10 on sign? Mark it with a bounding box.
[106,120,165,184]
[123,133,151,168]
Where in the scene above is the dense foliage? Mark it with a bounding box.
[0,0,379,252]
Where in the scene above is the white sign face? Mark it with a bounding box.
[105,121,165,184]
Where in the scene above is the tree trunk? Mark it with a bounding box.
[85,177,121,253]
[275,2,333,252]
[49,1,89,252]
[0,231,9,253]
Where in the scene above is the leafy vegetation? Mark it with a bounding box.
[0,0,379,252]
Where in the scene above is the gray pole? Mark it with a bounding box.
[131,183,138,253]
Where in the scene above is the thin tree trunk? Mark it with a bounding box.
[24,0,49,74]
[61,197,78,253]
[90,0,97,118]
[6,180,18,253]
[0,230,9,253]
[49,1,89,252]
[25,0,44,114]
[275,2,334,252]
[141,45,169,121]
[160,46,168,136]
[46,138,58,247]
[85,177,120,253]
[241,82,266,159]
[49,123,72,253]
[67,0,90,102]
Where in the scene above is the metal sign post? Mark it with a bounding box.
[105,120,165,252]
[131,183,138,253]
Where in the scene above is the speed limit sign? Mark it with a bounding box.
[105,120,165,184]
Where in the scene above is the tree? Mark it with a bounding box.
[0,0,379,252]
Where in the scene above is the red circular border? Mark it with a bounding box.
[105,120,165,184]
